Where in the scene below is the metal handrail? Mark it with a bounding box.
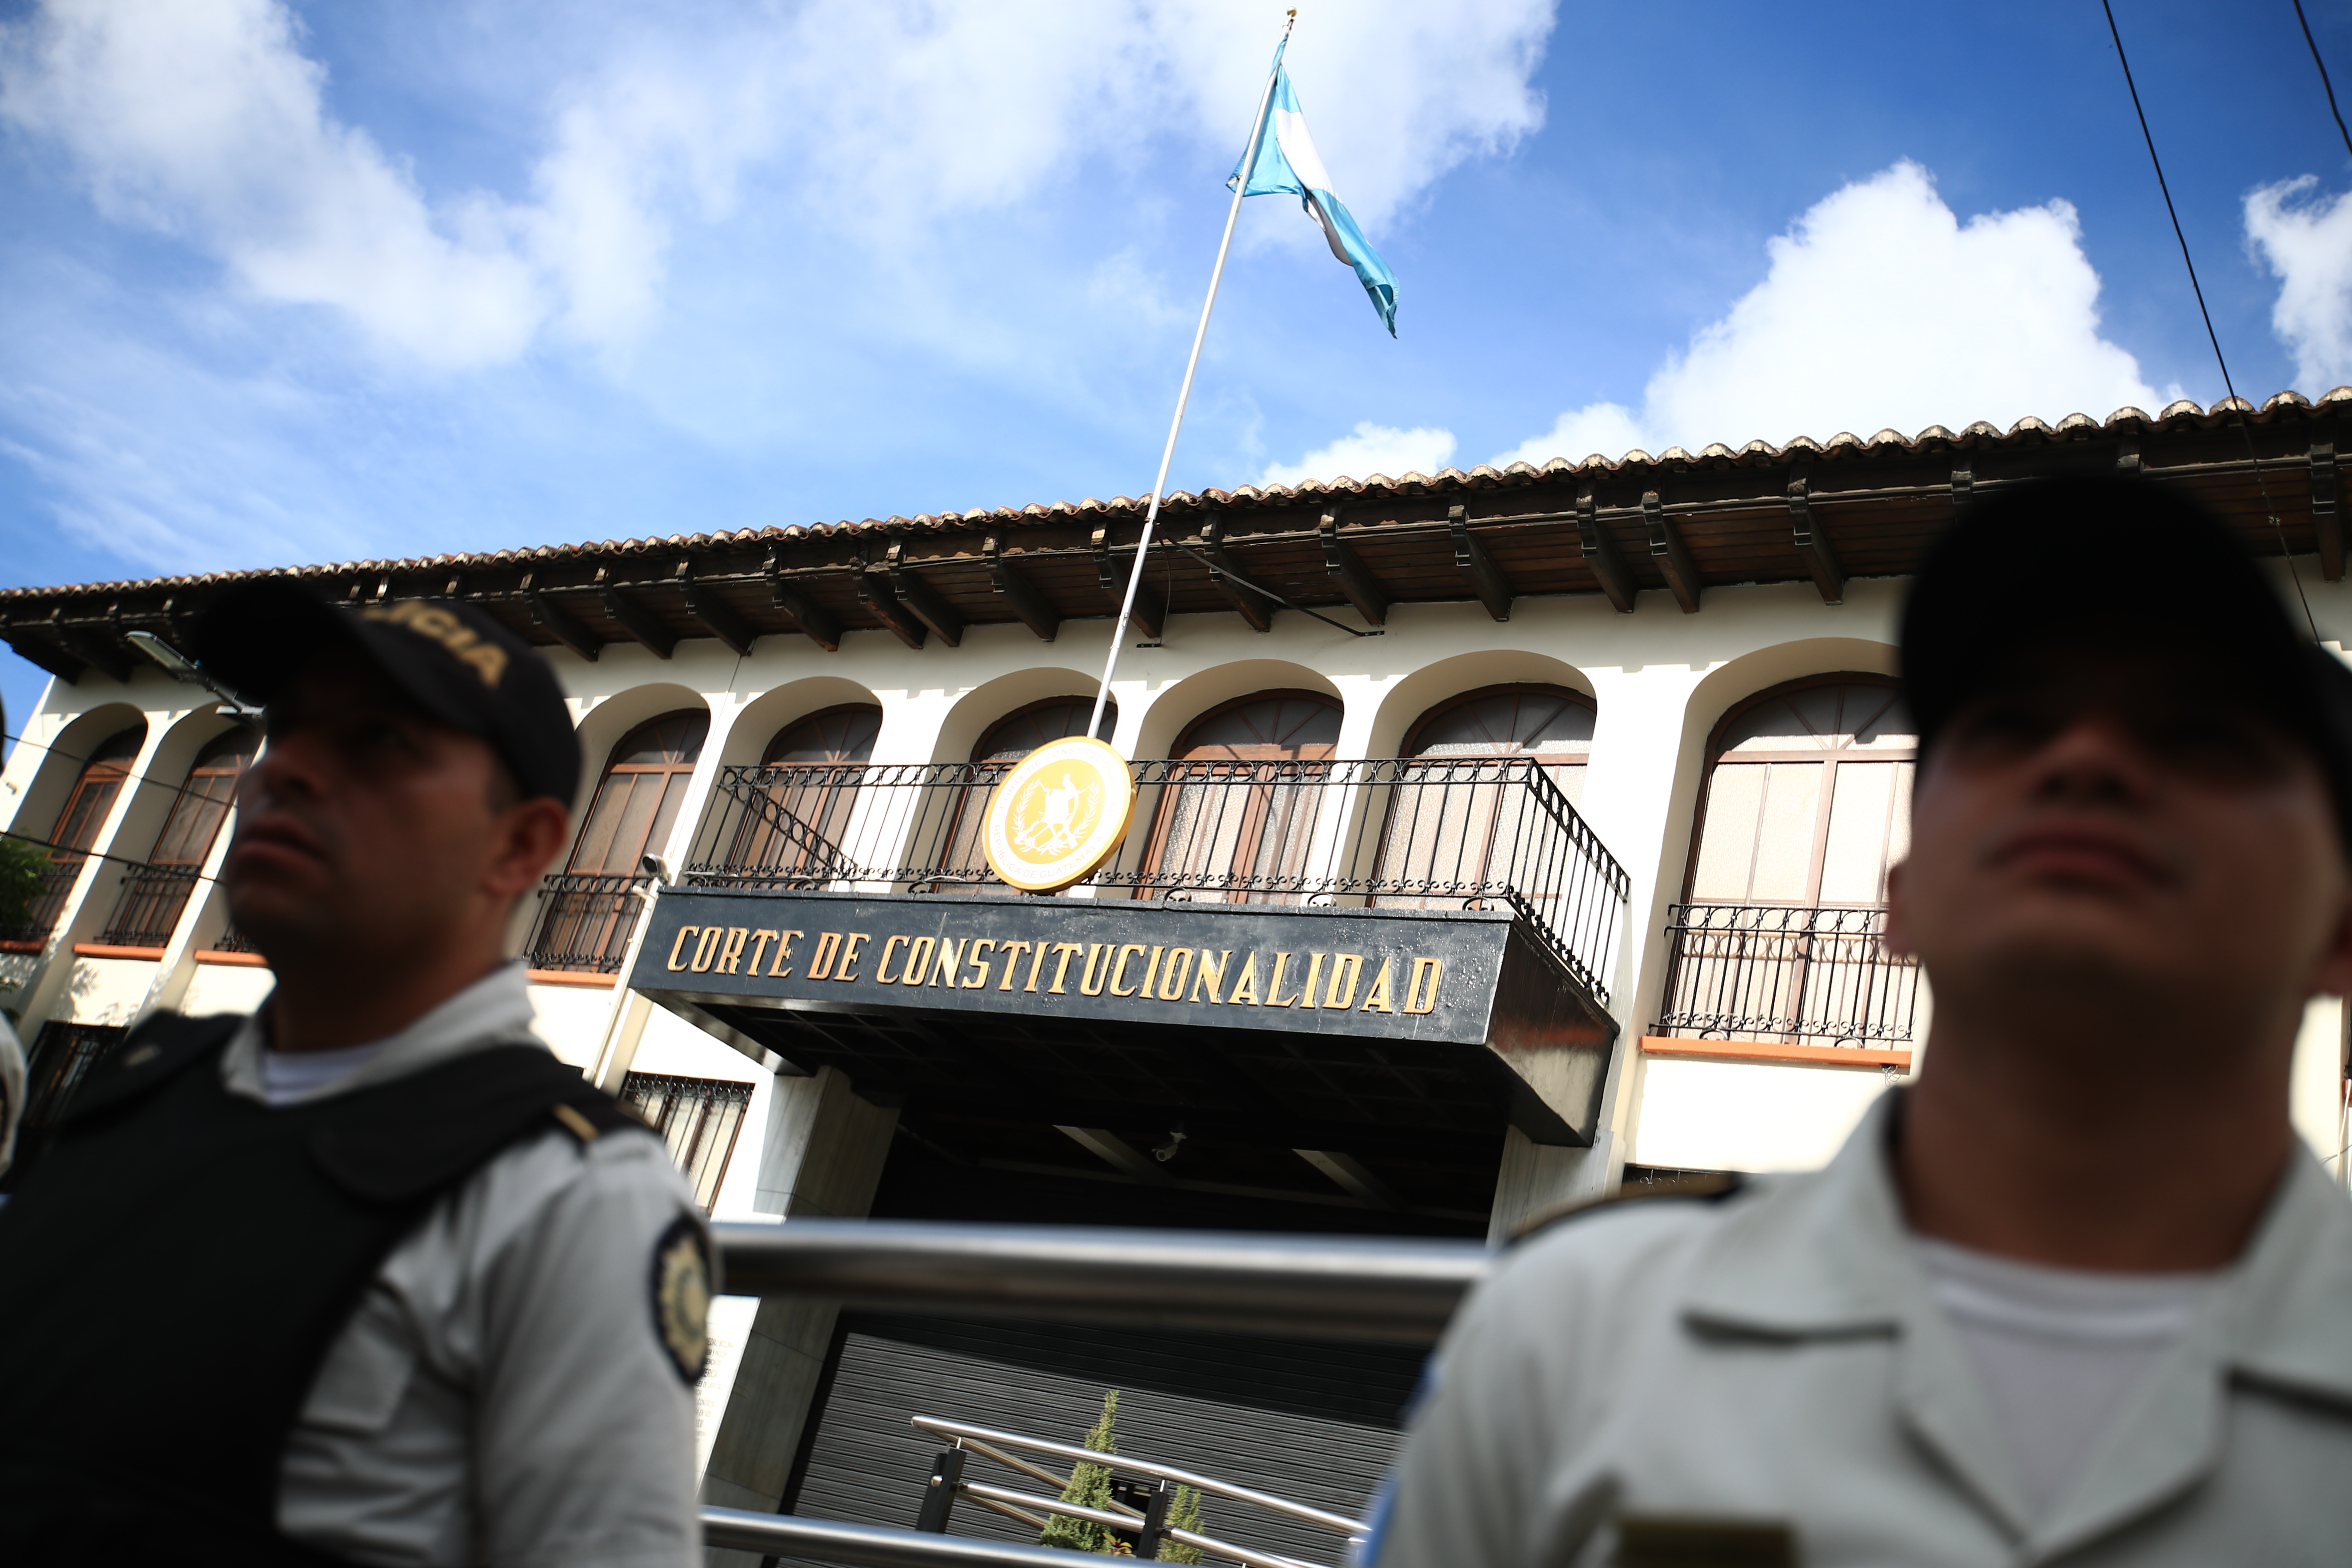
[912,1417,1367,1535]
[712,1219,1488,1343]
[1655,900,1919,1045]
[701,1509,1092,1566]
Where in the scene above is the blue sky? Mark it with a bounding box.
[2,0,2349,738]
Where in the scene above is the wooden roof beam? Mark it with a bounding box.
[855,569,928,649]
[1196,514,1272,634]
[1319,508,1388,627]
[1056,1126,1173,1184]
[1450,504,1513,621]
[56,624,135,683]
[595,571,675,658]
[1576,487,1635,613]
[764,551,841,651]
[1295,1148,1400,1208]
[1091,526,1163,640]
[3,628,86,684]
[678,567,756,657]
[2314,442,2342,582]
[522,581,604,662]
[1644,491,1702,614]
[885,542,964,647]
[985,534,1059,642]
[1787,476,1844,605]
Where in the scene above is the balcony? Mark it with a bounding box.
[1654,902,1920,1048]
[0,859,82,947]
[681,756,1627,1003]
[95,864,203,950]
[525,871,655,974]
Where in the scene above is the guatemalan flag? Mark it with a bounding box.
[1228,64,1400,337]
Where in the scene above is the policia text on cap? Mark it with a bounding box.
[0,583,712,1567]
[1371,477,2352,1567]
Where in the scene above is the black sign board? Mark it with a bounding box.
[631,888,1618,1145]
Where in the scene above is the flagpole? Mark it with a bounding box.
[1087,10,1296,745]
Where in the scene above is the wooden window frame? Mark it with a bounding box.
[1682,673,1915,910]
[761,703,884,767]
[1400,681,1595,760]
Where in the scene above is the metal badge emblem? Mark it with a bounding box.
[983,736,1136,894]
[649,1215,712,1384]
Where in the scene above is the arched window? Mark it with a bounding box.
[932,698,1118,886]
[528,710,707,974]
[104,724,261,947]
[1687,678,1915,908]
[1140,692,1341,902]
[1659,677,1919,1048]
[1404,683,1595,804]
[569,711,710,878]
[712,704,884,883]
[1375,685,1596,914]
[5,725,144,943]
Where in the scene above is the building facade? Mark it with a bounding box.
[4,391,2349,1560]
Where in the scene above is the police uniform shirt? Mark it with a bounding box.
[217,964,708,1568]
[1370,1092,2352,1568]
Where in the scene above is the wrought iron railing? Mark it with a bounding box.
[0,859,81,944]
[1654,902,1919,1046]
[684,757,1629,1003]
[97,864,202,949]
[524,871,654,973]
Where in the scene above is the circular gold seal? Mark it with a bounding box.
[983,736,1136,893]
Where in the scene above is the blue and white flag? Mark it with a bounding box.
[1228,65,1399,337]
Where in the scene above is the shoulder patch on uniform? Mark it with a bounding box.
[1615,1513,1795,1568]
[1508,1172,1745,1246]
[650,1214,712,1385]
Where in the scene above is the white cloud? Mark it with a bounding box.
[0,0,548,369]
[0,0,1553,374]
[1261,421,1458,487]
[1493,161,2164,464]
[2247,175,2352,394]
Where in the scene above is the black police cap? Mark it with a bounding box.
[1902,474,2352,841]
[191,580,583,807]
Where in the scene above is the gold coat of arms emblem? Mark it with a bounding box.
[983,736,1136,893]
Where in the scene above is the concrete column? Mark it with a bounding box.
[701,1065,899,1564]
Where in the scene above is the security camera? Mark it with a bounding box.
[640,852,674,884]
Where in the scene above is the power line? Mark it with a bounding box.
[2292,0,2352,166]
[2099,0,2318,640]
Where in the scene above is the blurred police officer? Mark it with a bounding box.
[1373,477,2352,1566]
[0,582,709,1566]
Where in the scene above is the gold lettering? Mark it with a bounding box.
[806,931,843,980]
[876,934,911,985]
[995,940,1030,990]
[462,643,508,687]
[1108,944,1147,997]
[1029,939,1055,993]
[1138,946,1164,997]
[1228,952,1261,1006]
[769,929,803,978]
[1266,952,1300,1008]
[902,936,935,985]
[1080,943,1115,997]
[1298,952,1326,1010]
[746,929,779,974]
[1405,956,1444,1014]
[1047,942,1084,994]
[1323,952,1363,1010]
[834,932,869,980]
[666,925,699,971]
[717,927,751,974]
[410,606,459,640]
[928,937,964,987]
[965,939,995,990]
[690,927,725,974]
[1191,949,1230,1004]
[1157,947,1192,1001]
[1360,957,1395,1013]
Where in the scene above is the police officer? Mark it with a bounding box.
[0,582,708,1565]
[1371,477,2352,1566]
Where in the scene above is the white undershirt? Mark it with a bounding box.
[257,1039,391,1107]
[1914,1238,2215,1521]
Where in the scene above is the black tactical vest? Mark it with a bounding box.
[0,1010,641,1566]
